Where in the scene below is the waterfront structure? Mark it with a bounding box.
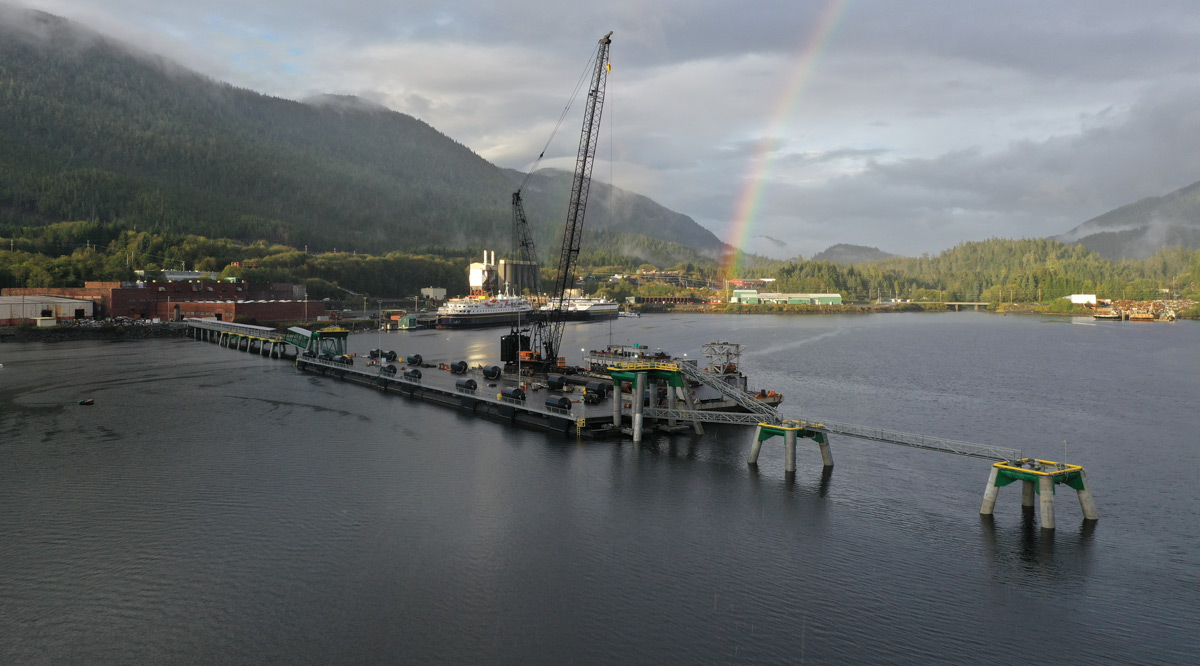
[730,289,843,305]
[980,458,1099,529]
[2,281,317,322]
[185,319,1100,528]
[0,295,94,325]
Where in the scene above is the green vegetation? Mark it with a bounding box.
[729,239,1200,304]
[0,221,469,298]
[3,224,1198,312]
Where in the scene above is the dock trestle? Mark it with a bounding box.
[981,458,1098,529]
[184,318,299,359]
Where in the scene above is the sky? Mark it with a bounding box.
[13,0,1200,258]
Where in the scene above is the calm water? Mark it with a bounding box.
[2,313,1198,664]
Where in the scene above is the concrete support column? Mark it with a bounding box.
[1039,475,1056,530]
[980,467,1000,515]
[680,384,704,435]
[784,429,797,474]
[1021,480,1035,508]
[611,383,622,427]
[748,425,764,465]
[1075,470,1099,521]
[817,434,834,467]
[632,372,646,443]
[667,385,677,427]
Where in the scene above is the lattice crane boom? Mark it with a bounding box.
[543,30,612,363]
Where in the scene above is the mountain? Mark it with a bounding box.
[0,6,724,263]
[809,244,894,264]
[1053,180,1200,260]
[512,169,726,256]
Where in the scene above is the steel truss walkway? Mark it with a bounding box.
[613,360,1021,462]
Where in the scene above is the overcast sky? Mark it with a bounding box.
[15,0,1200,258]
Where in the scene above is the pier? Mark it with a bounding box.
[186,318,1099,528]
[186,318,298,359]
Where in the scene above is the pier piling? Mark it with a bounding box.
[632,372,646,443]
[612,383,623,427]
[748,425,764,465]
[980,467,1000,515]
[784,428,797,473]
[1075,470,1099,521]
[1039,476,1055,530]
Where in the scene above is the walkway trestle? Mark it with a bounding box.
[602,358,1097,522]
[183,318,309,359]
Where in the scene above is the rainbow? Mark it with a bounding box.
[720,0,851,280]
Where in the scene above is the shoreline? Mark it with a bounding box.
[0,323,189,343]
[2,306,1193,344]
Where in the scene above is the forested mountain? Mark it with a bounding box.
[0,6,724,263]
[1053,179,1200,260]
[810,244,894,264]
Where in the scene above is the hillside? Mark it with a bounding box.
[1053,180,1200,259]
[810,244,894,264]
[0,6,724,263]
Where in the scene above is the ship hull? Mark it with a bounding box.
[436,310,533,328]
[540,300,619,321]
[560,305,619,321]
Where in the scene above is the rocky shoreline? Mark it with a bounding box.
[0,323,189,343]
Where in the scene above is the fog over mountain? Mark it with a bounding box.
[1053,180,1200,260]
[14,0,1200,259]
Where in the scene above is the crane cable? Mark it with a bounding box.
[518,47,603,192]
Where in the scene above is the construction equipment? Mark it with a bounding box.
[502,30,613,373]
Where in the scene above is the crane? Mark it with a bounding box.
[502,30,613,372]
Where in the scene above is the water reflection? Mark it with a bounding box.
[979,513,1097,583]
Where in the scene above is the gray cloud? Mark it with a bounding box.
[12,0,1200,258]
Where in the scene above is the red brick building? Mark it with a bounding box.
[2,281,318,323]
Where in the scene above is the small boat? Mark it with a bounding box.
[77,399,94,406]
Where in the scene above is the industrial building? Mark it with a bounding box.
[0,295,95,325]
[2,281,318,323]
[730,290,843,305]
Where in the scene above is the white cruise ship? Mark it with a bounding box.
[539,297,619,321]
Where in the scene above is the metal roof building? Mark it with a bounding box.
[0,295,95,325]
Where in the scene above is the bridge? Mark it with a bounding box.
[942,301,990,311]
